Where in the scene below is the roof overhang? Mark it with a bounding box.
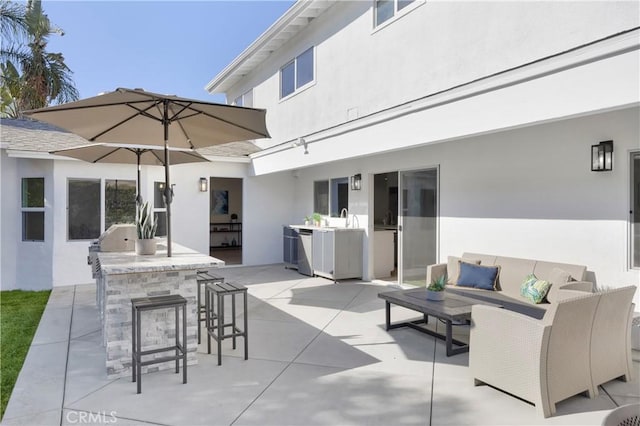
[205,0,335,94]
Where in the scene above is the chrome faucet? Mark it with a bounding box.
[340,208,349,227]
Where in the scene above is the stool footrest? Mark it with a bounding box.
[139,353,185,367]
[138,344,185,357]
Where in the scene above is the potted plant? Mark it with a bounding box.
[135,200,158,255]
[426,275,446,301]
[304,215,312,226]
[312,212,323,227]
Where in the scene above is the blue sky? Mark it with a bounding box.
[43,1,294,103]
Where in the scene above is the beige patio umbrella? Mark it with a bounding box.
[25,87,270,256]
[51,143,210,205]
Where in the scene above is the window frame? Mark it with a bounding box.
[313,177,350,218]
[153,181,168,237]
[232,89,253,107]
[67,178,102,241]
[373,0,424,30]
[104,179,137,230]
[21,177,45,242]
[279,46,315,100]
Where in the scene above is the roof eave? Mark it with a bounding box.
[205,0,333,94]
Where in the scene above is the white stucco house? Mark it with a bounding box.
[1,1,639,306]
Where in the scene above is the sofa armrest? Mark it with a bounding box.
[560,281,593,292]
[470,305,551,405]
[426,262,447,284]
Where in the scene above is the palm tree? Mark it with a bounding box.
[0,0,78,117]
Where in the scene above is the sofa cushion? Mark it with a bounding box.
[447,256,480,285]
[493,256,537,296]
[448,287,547,319]
[457,262,500,290]
[520,274,552,304]
[545,267,572,304]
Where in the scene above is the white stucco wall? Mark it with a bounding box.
[289,107,639,304]
[226,0,639,148]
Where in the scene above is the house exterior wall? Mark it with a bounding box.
[0,154,54,291]
[206,1,640,304]
[226,0,639,148]
[290,107,639,293]
[0,154,291,289]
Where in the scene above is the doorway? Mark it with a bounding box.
[209,177,243,265]
[398,168,439,286]
[631,152,640,269]
[372,167,438,285]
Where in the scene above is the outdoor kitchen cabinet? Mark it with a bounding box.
[312,228,363,281]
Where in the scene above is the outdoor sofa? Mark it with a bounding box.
[426,252,593,318]
[425,252,636,417]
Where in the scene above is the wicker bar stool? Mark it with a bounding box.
[131,294,187,394]
[204,281,248,365]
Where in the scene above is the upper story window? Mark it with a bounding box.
[375,0,418,27]
[280,47,314,99]
[22,177,45,241]
[233,89,253,107]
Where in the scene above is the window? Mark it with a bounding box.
[280,47,314,99]
[314,181,329,215]
[68,179,100,240]
[233,89,253,108]
[314,177,350,217]
[154,181,168,237]
[105,179,136,230]
[375,0,417,27]
[22,178,44,241]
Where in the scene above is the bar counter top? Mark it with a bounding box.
[96,241,224,275]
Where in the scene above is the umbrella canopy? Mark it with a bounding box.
[25,88,270,256]
[51,143,209,204]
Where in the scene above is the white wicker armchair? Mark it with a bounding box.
[469,291,601,418]
[591,286,637,395]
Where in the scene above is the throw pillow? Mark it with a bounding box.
[456,262,500,290]
[549,267,571,286]
[520,273,552,304]
[447,256,481,285]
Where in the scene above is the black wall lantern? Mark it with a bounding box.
[591,140,613,172]
[350,173,362,190]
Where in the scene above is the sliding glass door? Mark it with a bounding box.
[398,168,438,286]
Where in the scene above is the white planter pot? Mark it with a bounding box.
[135,238,157,255]
[426,290,445,301]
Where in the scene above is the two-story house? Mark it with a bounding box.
[206,1,639,293]
[1,0,638,300]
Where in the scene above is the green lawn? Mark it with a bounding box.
[1,290,51,419]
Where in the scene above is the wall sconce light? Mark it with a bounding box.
[591,140,613,172]
[292,137,308,154]
[199,177,208,192]
[350,173,362,191]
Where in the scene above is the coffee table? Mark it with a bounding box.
[378,288,502,356]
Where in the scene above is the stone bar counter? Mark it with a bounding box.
[94,242,224,379]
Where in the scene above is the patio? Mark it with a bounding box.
[2,264,638,426]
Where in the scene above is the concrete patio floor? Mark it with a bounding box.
[2,264,639,425]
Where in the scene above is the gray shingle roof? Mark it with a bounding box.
[0,118,261,157]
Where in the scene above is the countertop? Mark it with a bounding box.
[289,225,364,232]
[96,241,224,275]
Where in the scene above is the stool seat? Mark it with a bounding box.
[196,271,224,344]
[205,281,248,365]
[131,294,187,394]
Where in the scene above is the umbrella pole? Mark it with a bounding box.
[163,100,172,257]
